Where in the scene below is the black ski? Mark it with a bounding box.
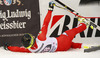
[84,46,100,52]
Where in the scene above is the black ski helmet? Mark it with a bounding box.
[21,33,35,49]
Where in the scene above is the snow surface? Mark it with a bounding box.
[0,47,100,58]
[0,37,100,58]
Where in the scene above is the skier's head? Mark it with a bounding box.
[21,33,35,49]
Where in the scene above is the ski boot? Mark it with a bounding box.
[78,17,94,29]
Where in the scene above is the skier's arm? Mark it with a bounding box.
[7,46,31,53]
[3,43,31,53]
[37,1,54,41]
[37,10,52,41]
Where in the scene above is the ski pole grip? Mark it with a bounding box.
[55,0,74,12]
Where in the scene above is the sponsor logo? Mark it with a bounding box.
[47,15,100,38]
[4,0,12,6]
[0,0,22,6]
[0,0,31,30]
[0,9,31,30]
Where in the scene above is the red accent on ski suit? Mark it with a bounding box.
[7,10,86,53]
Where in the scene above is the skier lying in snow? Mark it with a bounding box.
[3,1,96,53]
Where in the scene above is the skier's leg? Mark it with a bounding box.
[56,23,86,51]
[71,42,82,49]
[64,23,86,40]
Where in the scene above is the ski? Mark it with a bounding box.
[54,0,100,31]
[84,46,100,52]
